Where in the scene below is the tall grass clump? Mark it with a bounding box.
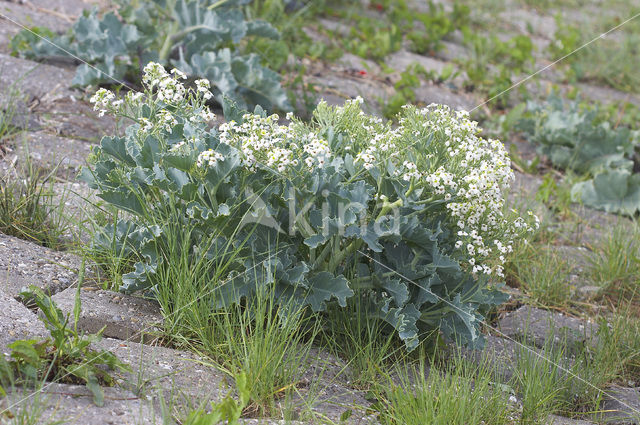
[586,223,640,298]
[320,291,403,389]
[371,352,515,425]
[505,244,574,309]
[0,154,69,248]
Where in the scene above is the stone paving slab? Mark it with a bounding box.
[385,49,452,76]
[50,180,98,244]
[598,386,640,424]
[93,337,229,409]
[0,382,157,425]
[0,1,71,53]
[295,347,374,424]
[3,98,41,131]
[52,287,163,343]
[460,334,534,383]
[0,231,81,297]
[499,8,556,40]
[549,414,596,425]
[0,53,75,102]
[499,305,596,350]
[433,40,468,63]
[11,131,92,179]
[337,52,381,75]
[38,94,119,142]
[0,288,48,354]
[507,171,551,222]
[413,83,477,111]
[27,0,108,17]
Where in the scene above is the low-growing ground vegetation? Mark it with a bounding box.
[2,0,640,424]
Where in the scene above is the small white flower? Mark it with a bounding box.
[170,68,187,80]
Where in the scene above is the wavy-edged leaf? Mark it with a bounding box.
[306,272,353,311]
[572,168,640,215]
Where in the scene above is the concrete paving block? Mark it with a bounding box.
[499,305,597,350]
[599,386,640,425]
[549,414,596,425]
[0,231,81,297]
[0,289,48,354]
[0,382,158,425]
[13,131,92,179]
[52,287,163,343]
[93,338,229,408]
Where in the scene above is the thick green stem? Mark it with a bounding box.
[311,240,334,270]
[376,196,403,219]
[405,179,415,198]
[327,239,363,273]
[159,25,217,62]
[158,22,181,62]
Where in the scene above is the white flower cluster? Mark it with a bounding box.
[89,88,116,117]
[141,63,186,104]
[218,113,330,173]
[197,149,225,168]
[140,62,216,107]
[401,161,421,181]
[416,105,536,277]
[169,141,186,152]
[195,79,213,100]
[157,110,178,134]
[90,63,216,139]
[328,102,539,277]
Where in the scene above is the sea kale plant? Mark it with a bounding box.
[83,62,537,350]
[517,96,640,215]
[12,0,289,112]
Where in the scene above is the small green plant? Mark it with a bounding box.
[506,244,574,309]
[12,0,289,112]
[549,16,640,93]
[511,340,573,422]
[604,305,640,382]
[182,372,249,425]
[461,32,534,108]
[511,312,639,420]
[407,2,470,55]
[213,289,315,417]
[144,217,315,417]
[0,93,21,149]
[371,352,514,425]
[0,387,66,425]
[548,16,581,63]
[345,21,402,62]
[0,284,130,406]
[0,155,69,249]
[586,224,640,297]
[517,96,638,176]
[535,172,577,218]
[382,63,428,119]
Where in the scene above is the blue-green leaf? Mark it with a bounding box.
[306,272,353,311]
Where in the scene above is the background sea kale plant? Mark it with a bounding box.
[82,62,537,350]
[516,95,640,215]
[11,0,290,112]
